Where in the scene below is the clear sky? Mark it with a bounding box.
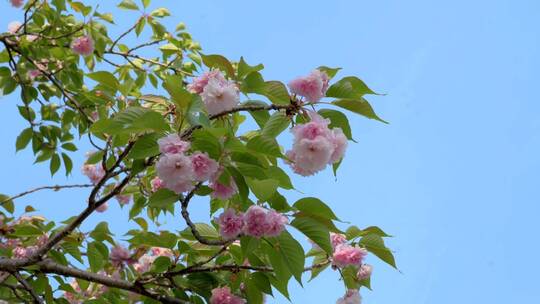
[1,0,539,303]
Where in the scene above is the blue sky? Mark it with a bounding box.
[1,0,540,303]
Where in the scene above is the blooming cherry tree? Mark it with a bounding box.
[0,0,396,303]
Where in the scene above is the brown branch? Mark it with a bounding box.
[109,17,143,52]
[167,260,331,277]
[12,272,43,304]
[0,184,93,204]
[9,260,187,304]
[180,185,229,246]
[129,39,166,53]
[105,50,192,75]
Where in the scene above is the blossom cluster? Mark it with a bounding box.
[188,70,240,115]
[155,134,238,199]
[217,206,288,240]
[71,35,94,56]
[210,286,246,304]
[286,112,348,176]
[288,69,330,103]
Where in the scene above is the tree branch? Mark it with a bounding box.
[12,272,43,304]
[0,184,93,204]
[6,260,188,304]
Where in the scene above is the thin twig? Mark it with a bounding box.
[0,184,93,204]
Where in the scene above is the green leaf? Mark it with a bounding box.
[148,189,178,209]
[291,217,332,254]
[87,242,105,272]
[61,143,77,152]
[346,225,392,240]
[13,224,42,236]
[318,109,353,140]
[180,223,219,240]
[293,197,339,221]
[237,57,264,79]
[128,133,159,159]
[317,66,341,79]
[200,54,235,78]
[91,107,169,135]
[50,153,61,176]
[251,272,273,295]
[0,194,14,213]
[246,276,264,304]
[118,0,139,10]
[191,129,221,160]
[309,253,330,281]
[260,81,290,105]
[332,98,387,123]
[326,76,378,98]
[61,153,73,175]
[142,0,151,8]
[163,75,193,110]
[242,73,290,105]
[151,8,170,17]
[15,128,33,151]
[266,166,293,190]
[262,112,290,137]
[151,256,172,272]
[342,266,362,289]
[87,71,119,92]
[243,100,270,128]
[246,178,278,202]
[246,135,282,158]
[276,231,305,284]
[359,234,397,268]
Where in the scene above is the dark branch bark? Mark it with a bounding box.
[12,272,43,304]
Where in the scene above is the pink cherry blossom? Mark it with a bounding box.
[286,112,348,175]
[71,35,94,56]
[10,0,24,8]
[191,152,219,181]
[115,194,131,206]
[200,77,239,115]
[151,247,174,259]
[188,70,227,94]
[357,264,373,280]
[156,153,195,193]
[217,208,244,240]
[157,134,190,154]
[336,289,361,304]
[7,21,22,34]
[329,128,348,163]
[209,179,238,200]
[96,202,108,213]
[82,163,105,185]
[133,254,154,273]
[150,176,164,192]
[288,136,334,176]
[265,210,288,237]
[330,233,347,249]
[288,70,329,103]
[243,205,270,238]
[210,286,246,304]
[291,116,332,141]
[12,246,35,258]
[332,245,367,268]
[28,69,42,80]
[109,245,133,267]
